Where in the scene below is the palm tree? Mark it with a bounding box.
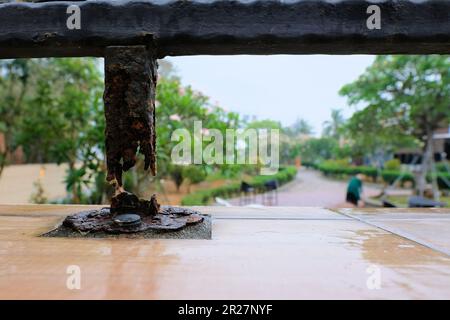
[322,109,345,139]
[286,118,314,137]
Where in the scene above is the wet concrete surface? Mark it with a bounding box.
[338,208,450,257]
[0,204,449,299]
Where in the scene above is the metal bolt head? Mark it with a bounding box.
[113,213,142,227]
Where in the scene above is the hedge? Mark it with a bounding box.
[317,165,416,187]
[381,171,450,189]
[436,162,450,173]
[428,172,450,189]
[316,164,450,189]
[317,163,378,181]
[381,170,415,187]
[301,161,319,169]
[181,166,298,205]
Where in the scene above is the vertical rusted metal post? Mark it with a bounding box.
[60,49,207,233]
[103,46,158,190]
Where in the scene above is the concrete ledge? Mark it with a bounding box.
[0,204,449,299]
[0,0,449,58]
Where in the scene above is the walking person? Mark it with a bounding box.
[346,173,365,207]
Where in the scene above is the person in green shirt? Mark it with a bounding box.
[346,174,364,207]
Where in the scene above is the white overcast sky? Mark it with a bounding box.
[166,55,375,136]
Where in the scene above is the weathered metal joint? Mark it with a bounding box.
[104,45,157,189]
[52,45,206,235]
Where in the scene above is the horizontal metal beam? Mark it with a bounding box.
[0,0,449,58]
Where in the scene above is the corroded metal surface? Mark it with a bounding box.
[101,46,184,235]
[104,46,157,188]
[63,205,203,234]
[62,191,203,233]
[110,191,160,216]
[1,1,450,58]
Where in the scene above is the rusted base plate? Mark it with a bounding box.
[42,206,211,240]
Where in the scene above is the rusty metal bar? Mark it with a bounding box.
[104,45,157,188]
[0,0,449,58]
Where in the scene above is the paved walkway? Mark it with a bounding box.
[229,168,382,207]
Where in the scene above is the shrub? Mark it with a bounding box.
[381,170,415,187]
[376,171,449,189]
[384,158,401,171]
[301,161,319,169]
[183,165,207,185]
[314,160,449,190]
[437,173,450,189]
[436,162,449,173]
[317,160,347,176]
[317,160,378,181]
[427,172,450,189]
[352,166,378,181]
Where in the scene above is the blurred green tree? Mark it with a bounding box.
[340,55,450,197]
[0,59,31,176]
[299,137,339,163]
[0,58,105,203]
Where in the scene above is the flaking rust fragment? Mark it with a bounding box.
[104,46,157,188]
